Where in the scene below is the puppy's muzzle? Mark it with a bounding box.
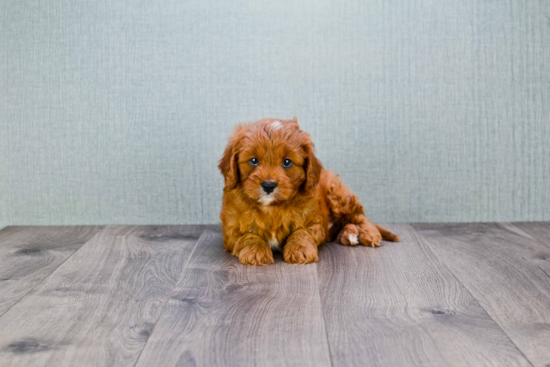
[261,181,277,194]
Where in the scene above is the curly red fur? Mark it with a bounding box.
[219,117,399,265]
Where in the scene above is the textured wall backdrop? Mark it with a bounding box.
[1,0,549,227]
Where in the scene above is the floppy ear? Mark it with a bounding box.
[218,142,240,191]
[219,124,248,191]
[301,136,323,192]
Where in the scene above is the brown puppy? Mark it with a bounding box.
[219,117,399,265]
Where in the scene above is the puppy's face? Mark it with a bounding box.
[219,117,322,206]
[238,121,305,206]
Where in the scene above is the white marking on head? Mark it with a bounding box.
[348,233,359,245]
[267,236,280,251]
[269,120,283,130]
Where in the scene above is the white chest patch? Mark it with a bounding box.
[267,236,280,251]
[328,222,334,229]
[259,195,275,206]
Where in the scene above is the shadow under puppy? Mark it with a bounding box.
[219,117,399,265]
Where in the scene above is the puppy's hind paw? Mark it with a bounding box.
[359,228,383,248]
[336,224,360,246]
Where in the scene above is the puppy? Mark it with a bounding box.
[219,117,399,265]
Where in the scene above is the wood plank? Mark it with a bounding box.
[0,226,103,316]
[135,228,332,367]
[318,224,530,367]
[0,225,205,367]
[512,222,550,247]
[0,226,25,240]
[413,222,550,367]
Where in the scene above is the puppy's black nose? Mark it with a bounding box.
[261,181,277,194]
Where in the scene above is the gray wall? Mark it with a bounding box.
[1,0,549,227]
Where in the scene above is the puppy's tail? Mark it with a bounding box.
[375,224,400,242]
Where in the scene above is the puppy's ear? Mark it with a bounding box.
[301,135,323,192]
[219,142,239,191]
[219,125,245,191]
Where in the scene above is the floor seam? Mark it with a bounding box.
[132,227,206,367]
[409,223,535,367]
[315,257,335,367]
[0,226,105,319]
[509,222,550,250]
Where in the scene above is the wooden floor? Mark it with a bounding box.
[0,223,549,367]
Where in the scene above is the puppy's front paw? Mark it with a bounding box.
[236,243,274,266]
[283,242,318,264]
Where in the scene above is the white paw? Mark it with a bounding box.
[348,233,359,245]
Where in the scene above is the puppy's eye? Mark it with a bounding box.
[282,158,292,168]
[249,158,259,167]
